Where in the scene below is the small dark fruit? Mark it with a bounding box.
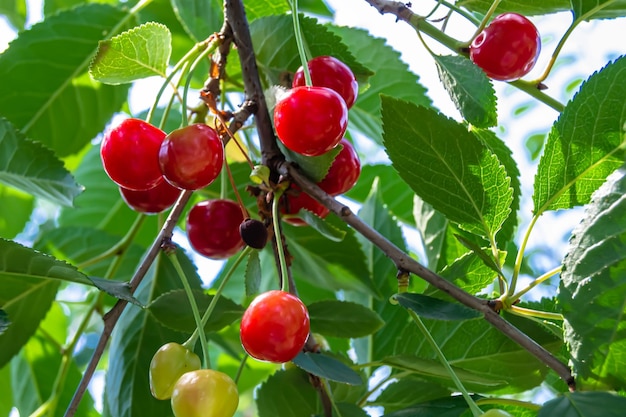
[239,219,268,250]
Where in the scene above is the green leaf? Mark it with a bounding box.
[292,352,362,385]
[171,0,222,42]
[394,312,562,393]
[328,25,432,145]
[90,22,172,84]
[394,293,482,321]
[437,250,500,294]
[369,376,451,413]
[10,307,97,417]
[250,15,373,87]
[256,368,318,417]
[433,54,497,128]
[0,118,82,206]
[571,0,626,20]
[147,289,243,333]
[105,250,202,417]
[89,277,142,306]
[278,140,342,183]
[560,166,626,390]
[413,197,455,271]
[0,364,12,417]
[538,391,626,417]
[308,300,384,338]
[457,0,570,16]
[382,96,513,239]
[382,394,480,417]
[0,3,131,156]
[346,164,415,226]
[382,355,505,390]
[245,249,262,296]
[0,184,33,239]
[0,0,26,30]
[244,0,289,21]
[298,209,347,242]
[533,56,626,214]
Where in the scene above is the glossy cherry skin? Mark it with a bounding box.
[318,139,361,196]
[100,118,166,191]
[186,199,245,259]
[170,369,238,417]
[119,180,181,214]
[159,124,224,190]
[469,13,541,81]
[282,184,330,226]
[149,342,201,400]
[274,86,348,157]
[240,290,310,363]
[292,56,359,109]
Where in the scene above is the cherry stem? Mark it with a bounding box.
[467,0,502,43]
[509,305,564,321]
[509,265,562,302]
[476,397,541,411]
[406,309,484,417]
[168,249,211,369]
[223,154,250,219]
[509,213,539,297]
[289,0,312,86]
[182,50,211,127]
[271,189,290,292]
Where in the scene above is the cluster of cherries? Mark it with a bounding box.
[274,55,362,225]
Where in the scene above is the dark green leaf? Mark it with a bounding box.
[538,391,626,417]
[382,96,513,239]
[90,22,172,84]
[148,289,243,333]
[0,118,82,206]
[10,305,98,417]
[346,164,415,225]
[171,0,222,41]
[571,0,626,20]
[292,352,362,385]
[0,3,131,156]
[0,184,33,239]
[105,250,202,417]
[245,249,262,296]
[560,166,626,390]
[383,355,505,390]
[383,394,480,417]
[369,376,451,413]
[277,140,342,183]
[457,0,570,16]
[0,309,8,334]
[334,403,370,417]
[89,277,141,306]
[308,300,384,338]
[256,368,318,417]
[433,54,497,128]
[328,25,431,144]
[394,292,482,321]
[250,15,372,87]
[533,56,626,214]
[298,209,347,242]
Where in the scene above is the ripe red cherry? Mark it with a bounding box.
[293,56,359,109]
[100,118,166,190]
[469,13,541,81]
[318,139,361,196]
[186,199,245,259]
[282,184,330,226]
[119,180,181,214]
[274,86,348,157]
[159,124,224,190]
[240,290,310,363]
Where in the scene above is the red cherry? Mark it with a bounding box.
[292,56,359,109]
[100,118,166,191]
[186,199,245,259]
[318,139,361,196]
[469,13,541,81]
[282,184,330,226]
[159,124,224,190]
[274,86,348,157]
[240,290,310,363]
[119,180,181,214]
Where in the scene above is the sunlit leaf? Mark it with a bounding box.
[457,0,570,16]
[571,0,626,20]
[0,184,33,239]
[533,56,626,214]
[171,0,222,42]
[90,22,172,84]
